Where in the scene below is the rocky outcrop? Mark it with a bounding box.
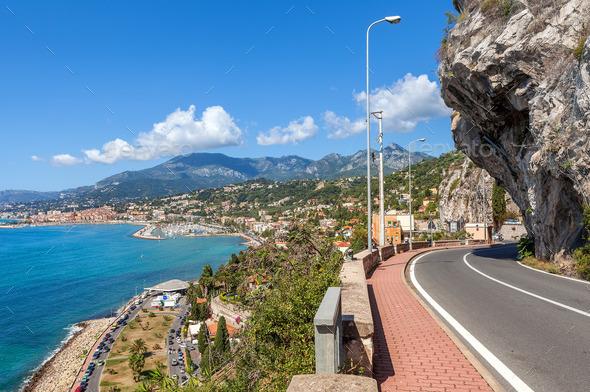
[439,0,590,260]
[439,158,493,227]
[438,157,519,228]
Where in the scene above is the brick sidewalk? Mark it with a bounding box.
[367,249,494,392]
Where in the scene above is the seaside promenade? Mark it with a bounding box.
[367,248,497,391]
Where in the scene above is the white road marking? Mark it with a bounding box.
[410,253,534,392]
[464,253,590,318]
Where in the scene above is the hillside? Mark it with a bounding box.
[1,145,430,206]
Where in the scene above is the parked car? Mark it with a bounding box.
[75,386,84,392]
[172,358,177,366]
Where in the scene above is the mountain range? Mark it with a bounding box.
[1,143,430,205]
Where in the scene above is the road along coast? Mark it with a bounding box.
[22,317,114,392]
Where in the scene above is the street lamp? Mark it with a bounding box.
[408,138,425,250]
[366,15,401,253]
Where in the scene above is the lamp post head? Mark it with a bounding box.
[418,138,426,142]
[385,16,401,24]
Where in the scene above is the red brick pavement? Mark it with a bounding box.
[367,249,494,392]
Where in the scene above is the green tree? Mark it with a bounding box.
[129,338,147,355]
[350,227,368,253]
[128,353,145,382]
[213,316,230,354]
[202,264,213,277]
[197,323,208,354]
[186,281,198,305]
[199,345,215,376]
[134,380,156,392]
[492,183,507,229]
[147,364,165,383]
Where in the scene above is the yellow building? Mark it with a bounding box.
[372,213,403,246]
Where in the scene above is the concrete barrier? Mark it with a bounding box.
[314,287,342,374]
[355,249,380,276]
[467,239,490,245]
[379,245,396,261]
[433,239,462,247]
[411,240,430,250]
[339,256,374,374]
[395,243,409,253]
[287,374,378,391]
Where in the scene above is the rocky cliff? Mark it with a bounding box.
[440,0,590,260]
[438,157,519,228]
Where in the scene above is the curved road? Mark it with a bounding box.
[410,244,590,392]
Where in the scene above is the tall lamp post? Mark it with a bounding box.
[366,15,401,253]
[372,111,385,247]
[408,138,425,250]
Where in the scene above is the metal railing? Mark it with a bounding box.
[314,287,343,374]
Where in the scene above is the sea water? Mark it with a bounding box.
[0,224,245,391]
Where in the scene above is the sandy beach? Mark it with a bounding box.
[22,317,114,392]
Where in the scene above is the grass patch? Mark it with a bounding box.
[106,358,127,366]
[109,315,172,359]
[101,353,167,392]
[521,256,560,274]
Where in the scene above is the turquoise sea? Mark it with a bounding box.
[0,224,246,392]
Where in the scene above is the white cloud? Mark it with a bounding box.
[31,155,45,162]
[79,105,243,165]
[257,116,318,146]
[323,110,365,140]
[50,154,83,167]
[325,73,451,139]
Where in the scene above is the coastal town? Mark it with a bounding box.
[4,151,525,391]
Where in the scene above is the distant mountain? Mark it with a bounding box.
[0,190,62,205]
[1,144,430,204]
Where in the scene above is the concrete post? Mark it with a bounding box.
[314,287,343,374]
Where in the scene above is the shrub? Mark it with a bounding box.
[573,34,588,60]
[573,205,590,279]
[148,312,156,318]
[517,236,534,260]
[481,0,512,18]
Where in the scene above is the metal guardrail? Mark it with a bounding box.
[313,287,343,374]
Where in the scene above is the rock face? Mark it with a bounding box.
[439,158,493,227]
[438,157,519,229]
[440,0,590,260]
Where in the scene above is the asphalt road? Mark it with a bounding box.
[165,298,194,384]
[410,244,590,392]
[80,296,145,392]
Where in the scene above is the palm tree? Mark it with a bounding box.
[128,353,145,382]
[160,375,178,391]
[135,380,157,392]
[130,338,148,355]
[147,364,165,383]
[186,281,197,305]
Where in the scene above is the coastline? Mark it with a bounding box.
[131,224,165,240]
[21,318,114,392]
[22,291,141,392]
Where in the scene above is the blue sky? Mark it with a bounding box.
[1,1,457,191]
